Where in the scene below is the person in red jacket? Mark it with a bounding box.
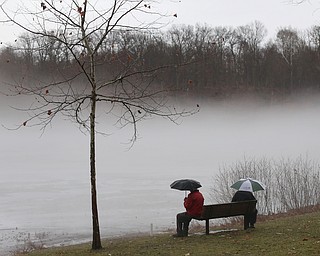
[174,189,204,237]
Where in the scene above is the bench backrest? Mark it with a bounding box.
[198,200,257,220]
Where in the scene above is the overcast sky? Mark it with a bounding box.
[0,0,319,44]
[167,0,320,39]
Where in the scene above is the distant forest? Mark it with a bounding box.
[1,21,320,98]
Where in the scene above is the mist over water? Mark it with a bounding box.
[1,93,320,253]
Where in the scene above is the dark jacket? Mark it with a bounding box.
[184,190,204,217]
[232,190,256,202]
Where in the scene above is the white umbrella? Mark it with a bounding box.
[231,178,265,192]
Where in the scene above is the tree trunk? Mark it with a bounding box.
[90,87,102,250]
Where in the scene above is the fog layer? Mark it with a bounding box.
[1,95,320,253]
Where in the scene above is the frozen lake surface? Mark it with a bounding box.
[1,95,320,254]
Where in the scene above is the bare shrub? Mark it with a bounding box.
[210,155,320,215]
[13,232,47,255]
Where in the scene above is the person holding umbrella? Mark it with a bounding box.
[231,178,265,229]
[170,179,204,237]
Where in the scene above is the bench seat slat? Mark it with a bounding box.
[193,200,257,234]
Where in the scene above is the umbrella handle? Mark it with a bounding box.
[185,191,187,198]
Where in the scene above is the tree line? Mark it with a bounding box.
[1,20,320,98]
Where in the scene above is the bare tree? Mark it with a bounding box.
[167,24,197,91]
[276,27,301,91]
[0,0,198,250]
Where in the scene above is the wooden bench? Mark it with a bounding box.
[193,200,257,235]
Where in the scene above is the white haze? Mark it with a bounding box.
[1,93,320,254]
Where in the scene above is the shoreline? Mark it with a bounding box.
[0,226,172,256]
[0,228,91,255]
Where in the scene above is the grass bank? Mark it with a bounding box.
[17,211,320,256]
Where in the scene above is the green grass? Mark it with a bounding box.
[18,211,320,256]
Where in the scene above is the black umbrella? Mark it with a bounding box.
[170,179,202,191]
